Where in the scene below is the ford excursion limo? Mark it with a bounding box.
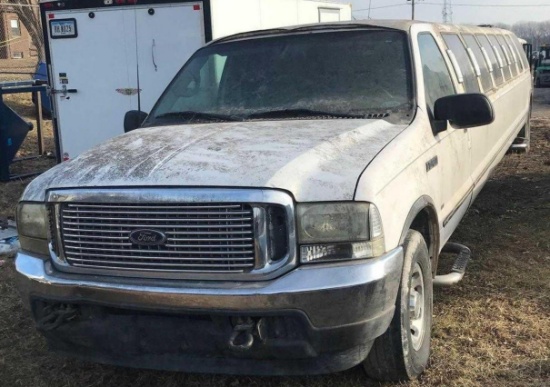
[15,21,532,381]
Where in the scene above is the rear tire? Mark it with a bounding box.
[363,230,433,382]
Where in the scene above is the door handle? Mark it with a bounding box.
[152,39,158,72]
[52,86,78,97]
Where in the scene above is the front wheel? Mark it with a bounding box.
[363,230,433,382]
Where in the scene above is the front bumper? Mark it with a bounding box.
[15,248,403,375]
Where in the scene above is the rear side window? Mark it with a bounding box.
[511,36,530,69]
[442,34,480,93]
[462,34,493,92]
[477,34,505,86]
[417,33,456,113]
[505,35,524,72]
[488,34,511,80]
[497,34,518,77]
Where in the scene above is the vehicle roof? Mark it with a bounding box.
[209,19,516,45]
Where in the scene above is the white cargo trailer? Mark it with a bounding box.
[39,0,352,161]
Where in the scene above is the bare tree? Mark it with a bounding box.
[494,20,550,50]
[5,0,44,60]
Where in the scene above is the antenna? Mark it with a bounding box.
[442,0,453,23]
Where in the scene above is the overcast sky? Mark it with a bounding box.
[349,0,550,25]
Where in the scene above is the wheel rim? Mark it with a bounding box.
[409,262,426,351]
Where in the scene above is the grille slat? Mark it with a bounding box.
[64,240,253,249]
[65,246,255,255]
[63,227,253,235]
[63,209,252,216]
[66,254,255,263]
[63,233,253,242]
[70,263,254,272]
[57,202,256,273]
[66,204,243,210]
[62,216,253,222]
[62,221,253,229]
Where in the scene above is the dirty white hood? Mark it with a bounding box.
[22,119,406,202]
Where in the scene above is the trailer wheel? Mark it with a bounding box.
[363,230,433,382]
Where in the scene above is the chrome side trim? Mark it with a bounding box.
[46,188,297,281]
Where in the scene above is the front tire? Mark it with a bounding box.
[363,230,433,382]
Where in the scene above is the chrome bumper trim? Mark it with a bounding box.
[16,247,403,328]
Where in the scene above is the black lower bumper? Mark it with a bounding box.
[35,302,391,375]
[16,248,403,375]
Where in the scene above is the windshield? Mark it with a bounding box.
[146,30,413,125]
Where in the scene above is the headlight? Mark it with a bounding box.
[297,202,384,264]
[16,203,50,256]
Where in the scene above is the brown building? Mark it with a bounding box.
[0,3,40,70]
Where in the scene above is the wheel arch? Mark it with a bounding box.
[398,196,440,277]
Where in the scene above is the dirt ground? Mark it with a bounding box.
[0,90,548,387]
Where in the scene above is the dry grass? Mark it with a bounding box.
[0,91,549,387]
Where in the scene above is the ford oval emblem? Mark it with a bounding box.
[129,229,167,246]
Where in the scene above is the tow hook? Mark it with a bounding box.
[37,303,79,331]
[228,317,265,351]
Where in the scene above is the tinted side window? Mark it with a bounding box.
[418,33,456,113]
[463,34,493,92]
[442,33,480,93]
[488,34,511,80]
[477,34,505,86]
[497,34,518,77]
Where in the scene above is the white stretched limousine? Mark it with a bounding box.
[15,20,531,381]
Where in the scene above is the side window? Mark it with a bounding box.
[497,34,518,77]
[488,34,511,80]
[442,33,480,93]
[477,34,505,86]
[417,33,456,113]
[505,35,524,72]
[511,35,530,69]
[462,34,493,92]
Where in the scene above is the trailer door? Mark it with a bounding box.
[47,9,138,159]
[135,3,205,112]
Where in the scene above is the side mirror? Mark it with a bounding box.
[434,93,495,131]
[124,110,148,133]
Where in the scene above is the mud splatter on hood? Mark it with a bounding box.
[22,119,406,202]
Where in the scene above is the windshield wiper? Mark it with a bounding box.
[153,111,242,123]
[246,108,366,120]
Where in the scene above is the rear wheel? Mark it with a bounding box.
[363,230,433,382]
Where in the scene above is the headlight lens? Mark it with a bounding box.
[297,202,384,264]
[16,203,50,256]
[297,202,369,243]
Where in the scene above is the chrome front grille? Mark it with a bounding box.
[58,202,256,273]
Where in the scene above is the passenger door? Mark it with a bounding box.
[442,33,493,193]
[460,33,495,190]
[417,32,473,245]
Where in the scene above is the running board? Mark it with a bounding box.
[434,242,471,287]
[508,137,529,153]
